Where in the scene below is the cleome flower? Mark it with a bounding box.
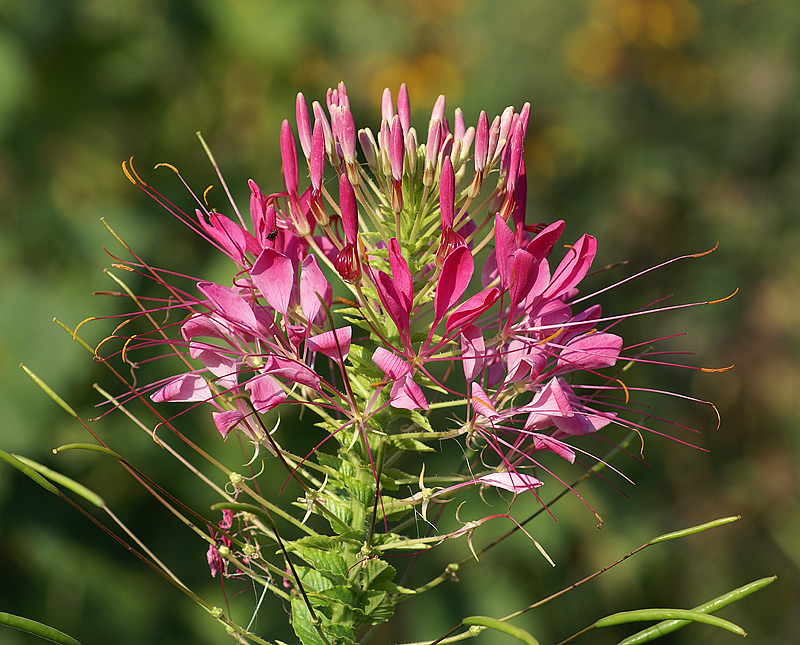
[117,80,728,520]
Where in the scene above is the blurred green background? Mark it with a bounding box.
[1,0,798,643]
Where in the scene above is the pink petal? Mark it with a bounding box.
[543,234,597,300]
[264,356,321,391]
[460,324,485,382]
[306,327,352,362]
[493,213,516,290]
[151,373,212,403]
[434,245,473,327]
[213,410,245,439]
[197,210,251,265]
[389,372,428,410]
[388,238,413,309]
[280,119,298,195]
[189,345,238,391]
[471,382,498,419]
[523,377,574,430]
[296,93,312,159]
[198,282,259,333]
[525,219,565,263]
[445,287,499,335]
[477,472,543,493]
[372,346,411,379]
[251,248,295,316]
[245,374,286,412]
[558,332,623,370]
[397,83,410,134]
[339,174,358,244]
[300,255,332,326]
[440,157,455,227]
[375,270,410,339]
[530,434,576,463]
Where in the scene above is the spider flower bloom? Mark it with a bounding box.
[122,81,724,505]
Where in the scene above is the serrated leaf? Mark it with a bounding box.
[289,546,350,584]
[291,598,327,645]
[362,590,395,623]
[360,559,396,589]
[294,566,334,593]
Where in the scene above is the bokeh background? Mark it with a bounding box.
[1,0,798,643]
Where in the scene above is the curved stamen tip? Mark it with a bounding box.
[154,161,180,174]
[122,157,148,186]
[690,241,720,258]
[111,263,135,272]
[701,364,734,373]
[708,287,738,305]
[202,185,214,206]
[73,316,97,340]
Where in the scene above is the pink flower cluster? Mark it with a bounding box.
[131,81,701,497]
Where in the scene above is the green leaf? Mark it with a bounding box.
[289,545,351,584]
[290,597,327,645]
[616,576,776,644]
[0,612,82,645]
[362,589,395,623]
[596,609,746,637]
[461,616,540,645]
[385,434,435,452]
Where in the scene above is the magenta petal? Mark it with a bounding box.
[339,174,358,244]
[310,119,325,191]
[460,324,485,382]
[300,255,332,325]
[508,249,538,310]
[375,270,410,339]
[471,382,498,419]
[264,356,321,391]
[213,410,244,439]
[525,219,565,263]
[280,119,298,195]
[558,332,623,370]
[523,377,573,430]
[445,287,499,335]
[390,115,405,181]
[388,238,413,309]
[306,327,352,362]
[372,346,411,379]
[151,373,212,403]
[246,374,286,412]
[190,346,238,391]
[477,472,543,493]
[251,248,295,316]
[474,110,489,172]
[543,233,597,300]
[296,93,312,158]
[493,213,516,290]
[440,157,455,227]
[434,246,473,327]
[390,373,428,410]
[197,282,258,333]
[397,83,410,134]
[182,313,231,344]
[530,434,576,463]
[197,209,251,265]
